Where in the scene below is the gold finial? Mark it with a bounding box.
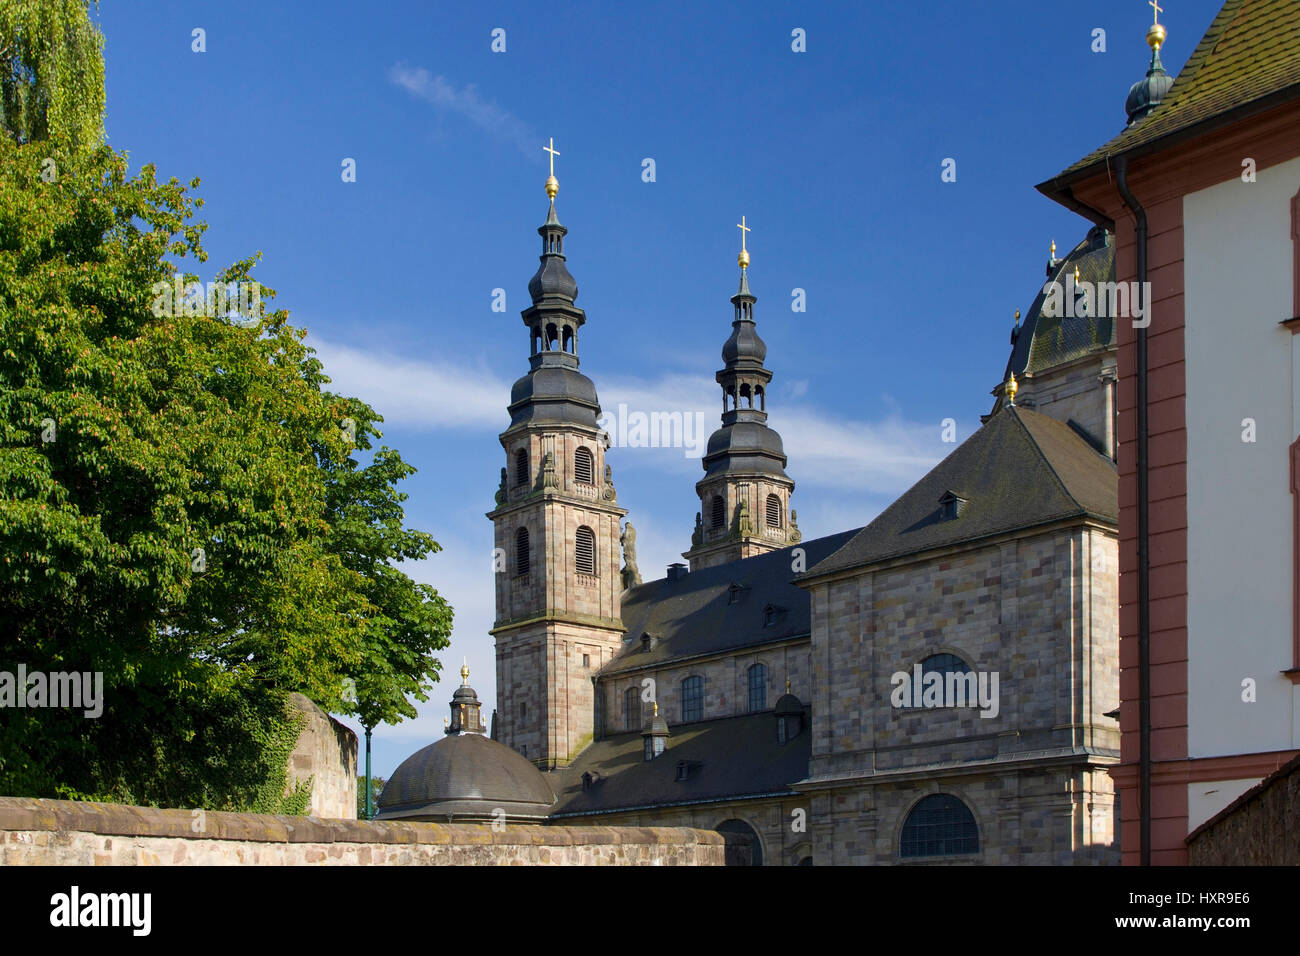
[736,215,751,269]
[543,137,560,199]
[1015,309,1021,327]
[460,657,469,683]
[1006,371,1019,404]
[1147,0,1166,49]
[1074,265,1082,286]
[1050,239,1056,260]
[653,701,659,716]
[785,678,791,694]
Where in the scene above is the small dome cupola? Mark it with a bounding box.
[642,701,669,761]
[375,659,555,823]
[1125,7,1173,126]
[447,660,487,735]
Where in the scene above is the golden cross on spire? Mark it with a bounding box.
[1149,0,1162,24]
[737,215,751,269]
[543,137,560,199]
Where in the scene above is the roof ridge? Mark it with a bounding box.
[1007,407,1100,515]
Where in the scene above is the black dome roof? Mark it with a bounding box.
[508,363,601,429]
[702,417,790,479]
[376,733,554,822]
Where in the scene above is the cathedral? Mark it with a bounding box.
[377,68,1135,864]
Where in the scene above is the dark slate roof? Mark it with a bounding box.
[1042,0,1300,187]
[375,732,555,820]
[1002,227,1116,389]
[602,529,860,677]
[549,708,810,817]
[802,407,1117,580]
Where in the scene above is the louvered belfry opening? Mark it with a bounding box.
[514,447,529,487]
[575,525,596,574]
[766,494,781,528]
[515,526,530,575]
[710,495,725,530]
[575,446,594,484]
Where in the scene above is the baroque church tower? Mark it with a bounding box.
[488,147,627,769]
[684,221,800,570]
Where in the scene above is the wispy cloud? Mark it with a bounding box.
[312,335,950,494]
[310,335,508,430]
[388,64,536,158]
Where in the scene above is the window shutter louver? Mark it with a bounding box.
[575,526,596,574]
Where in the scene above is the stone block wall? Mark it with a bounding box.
[1186,754,1300,865]
[805,764,1118,865]
[602,638,810,733]
[287,693,357,820]
[0,798,731,866]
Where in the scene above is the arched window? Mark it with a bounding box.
[747,663,767,712]
[710,495,725,530]
[680,675,703,723]
[903,653,975,709]
[574,446,594,484]
[624,687,640,731]
[899,794,979,858]
[740,383,752,408]
[716,819,763,867]
[514,448,529,487]
[515,527,530,576]
[766,494,782,528]
[575,525,596,575]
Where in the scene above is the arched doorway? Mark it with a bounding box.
[716,818,763,866]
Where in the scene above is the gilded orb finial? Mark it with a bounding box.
[543,136,561,199]
[653,701,659,717]
[460,657,470,683]
[786,677,792,694]
[736,215,751,269]
[1006,371,1019,404]
[1147,0,1166,49]
[1050,239,1056,259]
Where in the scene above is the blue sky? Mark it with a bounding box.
[95,0,1221,778]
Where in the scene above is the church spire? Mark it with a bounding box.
[683,220,798,571]
[523,136,584,363]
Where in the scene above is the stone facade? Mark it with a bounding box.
[286,693,357,820]
[688,475,797,571]
[0,798,734,867]
[602,639,810,733]
[490,423,626,768]
[558,796,810,867]
[797,523,1121,864]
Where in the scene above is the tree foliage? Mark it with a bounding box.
[0,0,105,157]
[0,136,452,807]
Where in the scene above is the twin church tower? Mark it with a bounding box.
[487,145,800,768]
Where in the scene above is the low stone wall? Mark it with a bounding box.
[0,798,730,866]
[1186,754,1300,865]
[286,693,356,819]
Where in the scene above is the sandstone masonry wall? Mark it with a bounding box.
[0,798,729,866]
[1186,754,1300,865]
[287,693,357,819]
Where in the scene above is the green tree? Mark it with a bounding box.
[0,0,105,157]
[0,136,452,808]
